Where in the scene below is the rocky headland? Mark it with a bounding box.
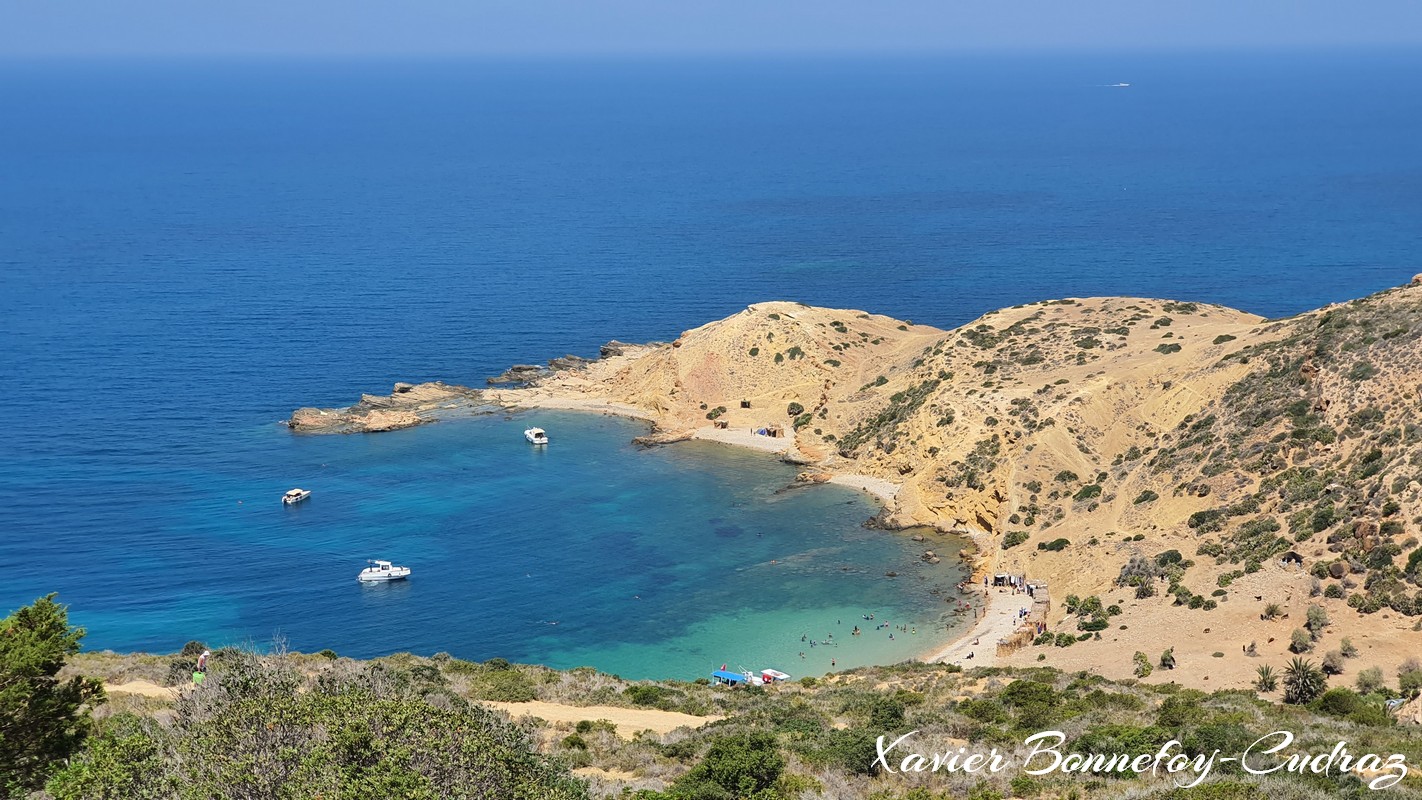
[290,280,1422,688]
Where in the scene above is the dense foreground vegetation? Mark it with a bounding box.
[6,598,1420,800]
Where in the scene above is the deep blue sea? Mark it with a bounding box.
[2,50,1420,678]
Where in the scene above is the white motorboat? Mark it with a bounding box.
[357,560,411,582]
[283,488,311,505]
[524,427,549,445]
[760,669,791,684]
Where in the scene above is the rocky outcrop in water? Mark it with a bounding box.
[548,354,593,371]
[288,382,484,434]
[487,365,545,385]
[631,430,694,447]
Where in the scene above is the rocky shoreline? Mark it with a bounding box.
[287,341,651,434]
[287,381,490,434]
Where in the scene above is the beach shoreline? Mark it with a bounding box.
[917,586,1016,667]
[508,397,988,671]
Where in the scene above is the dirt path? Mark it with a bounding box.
[482,700,721,737]
[105,679,179,699]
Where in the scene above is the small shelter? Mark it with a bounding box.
[711,669,749,686]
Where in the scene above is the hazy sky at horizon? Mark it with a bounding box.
[2,1,1421,58]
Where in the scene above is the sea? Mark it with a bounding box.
[2,49,1419,679]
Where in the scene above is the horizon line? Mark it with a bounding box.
[2,42,1421,63]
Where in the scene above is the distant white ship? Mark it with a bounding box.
[282,488,311,505]
[1110,83,1130,88]
[524,427,549,445]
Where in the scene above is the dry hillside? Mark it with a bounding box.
[497,285,1422,686]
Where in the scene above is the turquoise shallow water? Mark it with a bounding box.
[15,410,970,679]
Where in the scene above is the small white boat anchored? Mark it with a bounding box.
[524,427,549,445]
[282,488,311,505]
[357,560,411,582]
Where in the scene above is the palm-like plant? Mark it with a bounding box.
[1254,665,1278,693]
[1283,657,1327,704]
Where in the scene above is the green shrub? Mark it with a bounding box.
[1002,531,1030,550]
[624,684,681,709]
[1284,657,1327,704]
[1356,666,1385,694]
[1188,509,1225,532]
[672,732,784,798]
[51,654,586,800]
[1037,538,1070,552]
[1312,687,1389,725]
[1073,484,1102,501]
[560,734,588,750]
[1254,665,1278,692]
[1133,652,1153,678]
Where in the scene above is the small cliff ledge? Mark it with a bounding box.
[288,382,484,434]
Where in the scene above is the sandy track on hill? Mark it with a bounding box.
[482,700,721,737]
[105,680,179,699]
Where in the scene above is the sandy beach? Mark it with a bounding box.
[494,392,656,422]
[919,587,1030,667]
[690,424,806,457]
[826,474,899,503]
